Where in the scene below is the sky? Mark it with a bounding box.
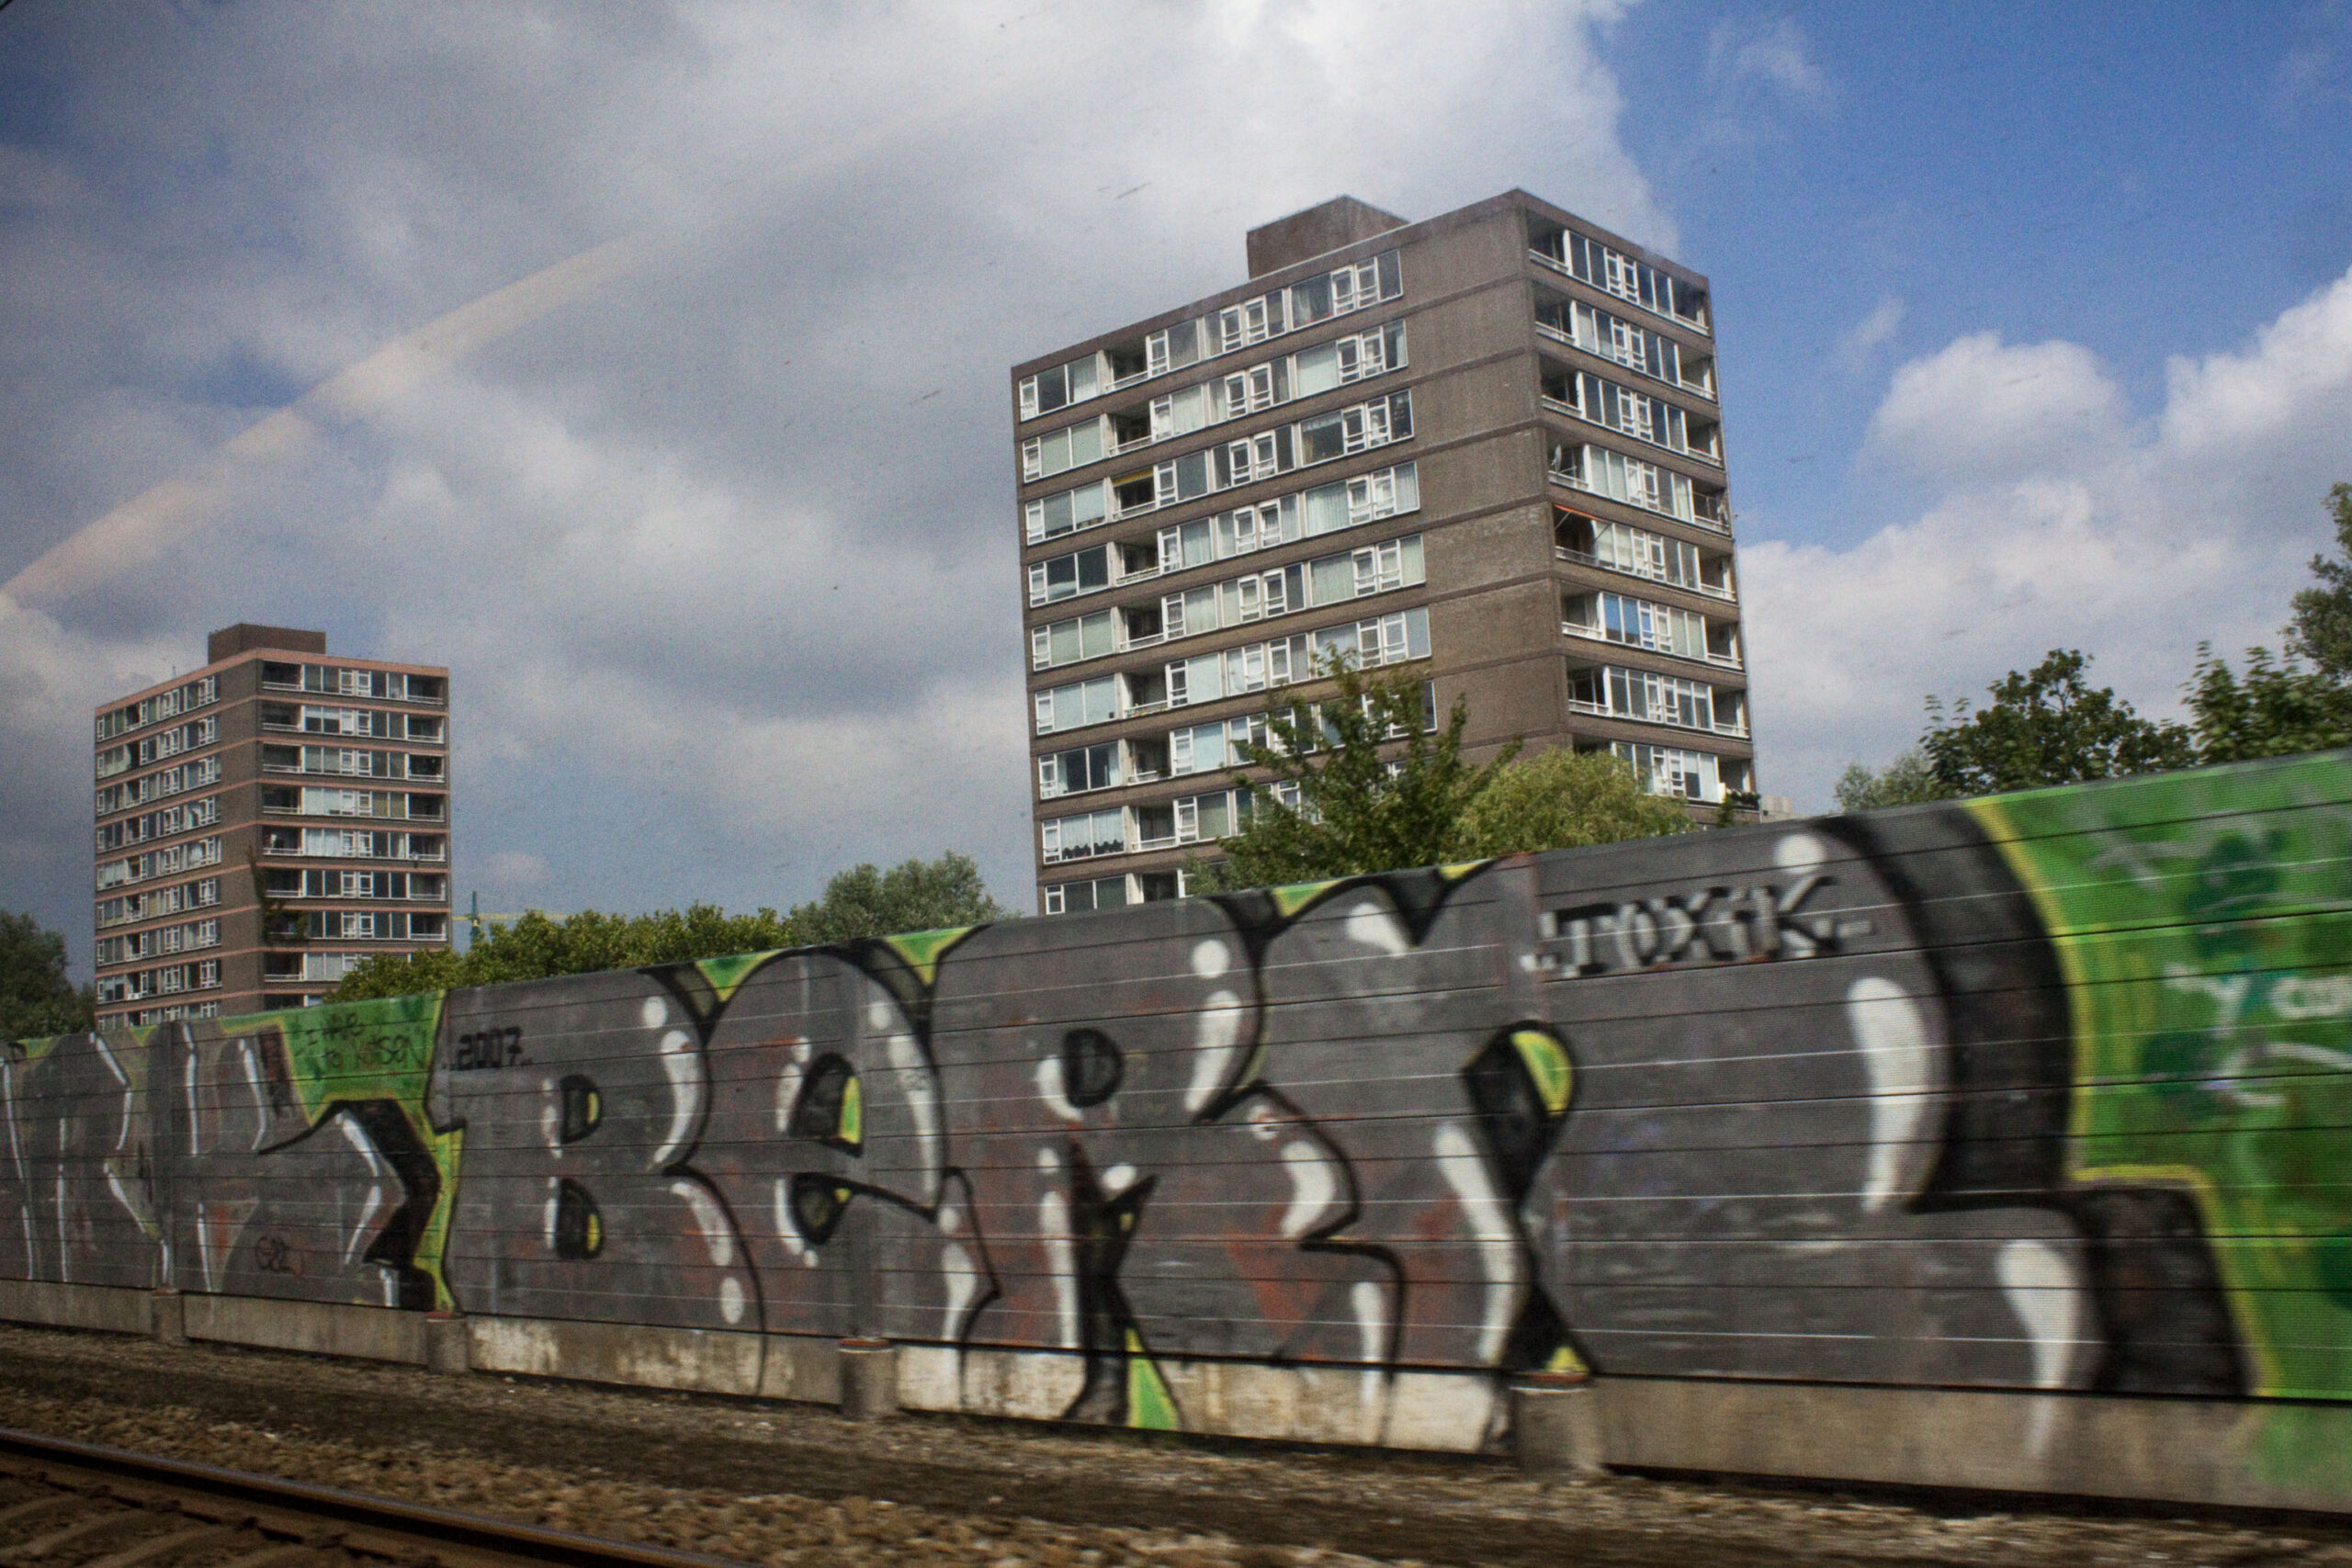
[2,1,2349,976]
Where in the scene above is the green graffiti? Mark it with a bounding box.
[1972,752,2352,1402]
[694,949,787,1005]
[877,927,978,988]
[1123,1328,1180,1430]
[229,993,465,1308]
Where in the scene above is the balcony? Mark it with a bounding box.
[1561,620,1743,671]
[1555,545,1736,602]
[1567,696,1748,739]
[1547,462,1731,537]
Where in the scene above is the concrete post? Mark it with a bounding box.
[424,1311,469,1374]
[1512,1371,1605,1478]
[150,1289,187,1348]
[837,1337,898,1421]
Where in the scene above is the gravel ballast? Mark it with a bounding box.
[0,1323,2343,1567]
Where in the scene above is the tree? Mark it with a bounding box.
[788,853,1011,942]
[1832,748,1952,813]
[1202,658,1520,890]
[1451,746,1692,855]
[2288,482,2352,679]
[333,903,802,1002]
[2185,644,2352,764]
[1920,649,2197,796]
[330,852,1015,1002]
[1,911,95,1041]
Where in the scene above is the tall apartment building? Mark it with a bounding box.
[92,624,452,1028]
[1012,191,1756,914]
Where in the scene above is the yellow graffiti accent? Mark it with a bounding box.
[1270,879,1343,918]
[695,950,787,1005]
[879,927,976,987]
[839,1074,864,1150]
[1124,1329,1180,1430]
[1510,1028,1573,1118]
[1546,1343,1589,1376]
[584,1209,604,1257]
[1438,861,1492,881]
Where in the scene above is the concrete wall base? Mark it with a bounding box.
[3,1282,2351,1515]
[1512,1376,1603,1477]
[183,1294,426,1365]
[0,1279,153,1337]
[149,1290,187,1348]
[838,1340,898,1421]
[424,1313,469,1374]
[1602,1378,2352,1514]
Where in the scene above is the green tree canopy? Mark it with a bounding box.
[1920,649,2197,795]
[332,853,1014,1002]
[1201,659,1520,890]
[2,911,95,1042]
[788,852,1010,942]
[1451,746,1693,856]
[1832,748,1952,813]
[2186,645,2352,764]
[2288,482,2352,679]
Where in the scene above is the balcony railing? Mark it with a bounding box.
[1534,319,1716,401]
[1528,248,1712,335]
[1555,546,1736,602]
[1560,621,1744,671]
[1548,465,1732,537]
[1567,697,1749,739]
[1541,395,1724,470]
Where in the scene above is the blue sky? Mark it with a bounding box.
[2,1,2348,976]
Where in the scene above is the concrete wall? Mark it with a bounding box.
[9,751,2352,1510]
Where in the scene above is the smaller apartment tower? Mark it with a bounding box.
[92,624,452,1027]
[1012,191,1758,913]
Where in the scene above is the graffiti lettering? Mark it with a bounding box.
[450,1028,524,1071]
[3,753,2347,1461]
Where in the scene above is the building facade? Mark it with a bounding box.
[92,624,451,1027]
[1012,191,1757,914]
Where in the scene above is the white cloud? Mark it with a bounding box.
[1864,333,2129,482]
[1834,295,1905,374]
[1706,15,1830,105]
[0,0,1661,964]
[1747,267,2352,807]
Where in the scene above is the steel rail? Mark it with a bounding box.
[0,1426,761,1568]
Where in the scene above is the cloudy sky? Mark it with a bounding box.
[4,1,2349,972]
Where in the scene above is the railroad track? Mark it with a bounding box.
[0,1427,760,1568]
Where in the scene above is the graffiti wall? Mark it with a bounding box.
[8,751,2350,1462]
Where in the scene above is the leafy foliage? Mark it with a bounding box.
[0,911,95,1042]
[787,852,1010,942]
[1832,748,1952,813]
[2185,644,2352,764]
[2288,482,2352,680]
[1920,649,2197,795]
[1201,659,1520,890]
[332,853,1012,1002]
[1451,746,1693,855]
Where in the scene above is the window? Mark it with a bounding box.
[1031,608,1115,669]
[1043,874,1132,916]
[1610,741,1726,803]
[1024,479,1109,543]
[1569,665,1746,735]
[1020,354,1102,420]
[1149,384,1208,440]
[1565,591,1708,660]
[1293,320,1408,398]
[1533,225,1707,331]
[1027,543,1112,605]
[1549,441,1696,523]
[1035,676,1118,735]
[1022,417,1107,481]
[1218,291,1285,352]
[1038,741,1121,798]
[1041,807,1127,863]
